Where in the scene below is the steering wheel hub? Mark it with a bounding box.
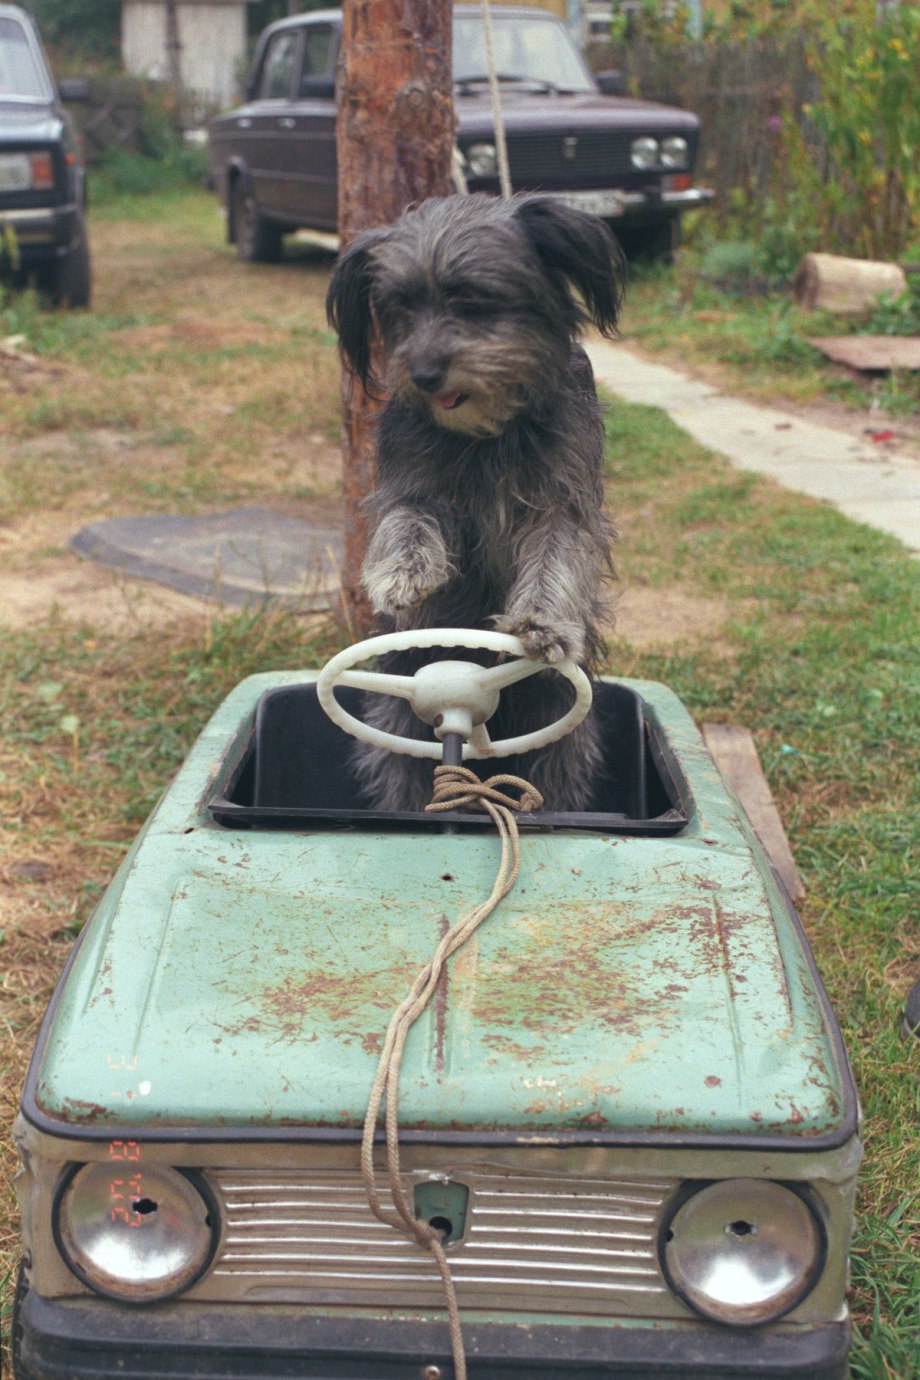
[411,660,502,740]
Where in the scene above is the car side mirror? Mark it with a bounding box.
[595,70,625,97]
[58,77,91,103]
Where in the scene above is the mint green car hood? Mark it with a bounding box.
[31,674,851,1143]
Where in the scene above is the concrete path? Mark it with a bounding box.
[586,341,920,554]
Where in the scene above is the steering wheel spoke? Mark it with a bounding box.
[478,657,547,692]
[337,669,417,700]
[468,723,494,756]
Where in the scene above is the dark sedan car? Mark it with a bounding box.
[0,3,90,306]
[209,6,712,262]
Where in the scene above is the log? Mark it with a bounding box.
[792,253,907,316]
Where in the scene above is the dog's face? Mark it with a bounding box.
[327,195,626,438]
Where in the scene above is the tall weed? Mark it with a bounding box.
[784,6,920,260]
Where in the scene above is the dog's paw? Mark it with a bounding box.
[494,614,582,665]
[366,561,449,617]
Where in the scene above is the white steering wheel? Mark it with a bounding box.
[316,628,592,761]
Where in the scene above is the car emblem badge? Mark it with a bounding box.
[562,136,578,160]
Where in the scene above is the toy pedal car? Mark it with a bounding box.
[12,633,860,1378]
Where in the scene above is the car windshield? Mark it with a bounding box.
[0,16,51,100]
[452,14,595,92]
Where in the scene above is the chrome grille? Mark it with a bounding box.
[199,1168,677,1315]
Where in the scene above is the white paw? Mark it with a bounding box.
[366,562,448,616]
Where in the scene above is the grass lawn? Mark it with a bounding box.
[1,187,917,1377]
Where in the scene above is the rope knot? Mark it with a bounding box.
[425,764,544,815]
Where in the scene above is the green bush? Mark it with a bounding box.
[92,145,209,203]
[90,81,209,202]
[785,5,920,260]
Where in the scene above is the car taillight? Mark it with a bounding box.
[30,151,55,190]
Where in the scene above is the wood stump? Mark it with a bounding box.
[792,253,908,315]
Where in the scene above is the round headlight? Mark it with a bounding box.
[663,1180,824,1326]
[631,136,659,169]
[465,143,497,177]
[55,1162,218,1302]
[661,136,689,169]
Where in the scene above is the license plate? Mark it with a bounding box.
[546,189,624,218]
[0,154,32,192]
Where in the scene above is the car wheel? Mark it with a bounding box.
[11,1259,28,1378]
[46,213,92,308]
[231,179,283,263]
[614,217,681,265]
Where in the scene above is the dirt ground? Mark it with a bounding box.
[0,212,736,651]
[0,417,730,649]
[0,517,734,653]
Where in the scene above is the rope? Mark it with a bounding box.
[479,0,513,200]
[360,766,543,1380]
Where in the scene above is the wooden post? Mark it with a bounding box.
[164,0,183,123]
[335,0,454,636]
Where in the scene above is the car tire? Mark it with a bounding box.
[39,208,92,309]
[45,212,92,308]
[11,1259,28,1378]
[231,178,283,263]
[615,217,681,265]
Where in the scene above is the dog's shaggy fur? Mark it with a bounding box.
[326,193,626,812]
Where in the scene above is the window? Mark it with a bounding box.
[257,31,299,101]
[302,25,335,83]
[0,17,51,101]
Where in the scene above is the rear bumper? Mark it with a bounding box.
[0,203,79,259]
[15,1286,851,1380]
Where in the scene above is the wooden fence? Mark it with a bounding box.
[70,77,149,165]
[590,36,820,225]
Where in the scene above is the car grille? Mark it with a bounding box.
[504,130,637,181]
[200,1168,677,1316]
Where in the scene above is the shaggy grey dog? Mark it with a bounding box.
[326,193,626,812]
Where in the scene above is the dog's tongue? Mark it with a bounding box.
[436,392,462,410]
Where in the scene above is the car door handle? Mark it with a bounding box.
[278,117,297,129]
[236,117,252,129]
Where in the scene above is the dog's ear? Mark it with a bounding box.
[513,198,627,337]
[325,228,389,386]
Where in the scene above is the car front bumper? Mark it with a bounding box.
[15,1283,851,1380]
[545,186,713,221]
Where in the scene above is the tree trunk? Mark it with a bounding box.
[335,0,454,636]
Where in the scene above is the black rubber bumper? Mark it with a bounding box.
[14,1283,851,1380]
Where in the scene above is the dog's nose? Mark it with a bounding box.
[410,362,447,394]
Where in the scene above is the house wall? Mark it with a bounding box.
[121,1,247,112]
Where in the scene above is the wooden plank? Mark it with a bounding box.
[808,336,920,373]
[702,723,806,903]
